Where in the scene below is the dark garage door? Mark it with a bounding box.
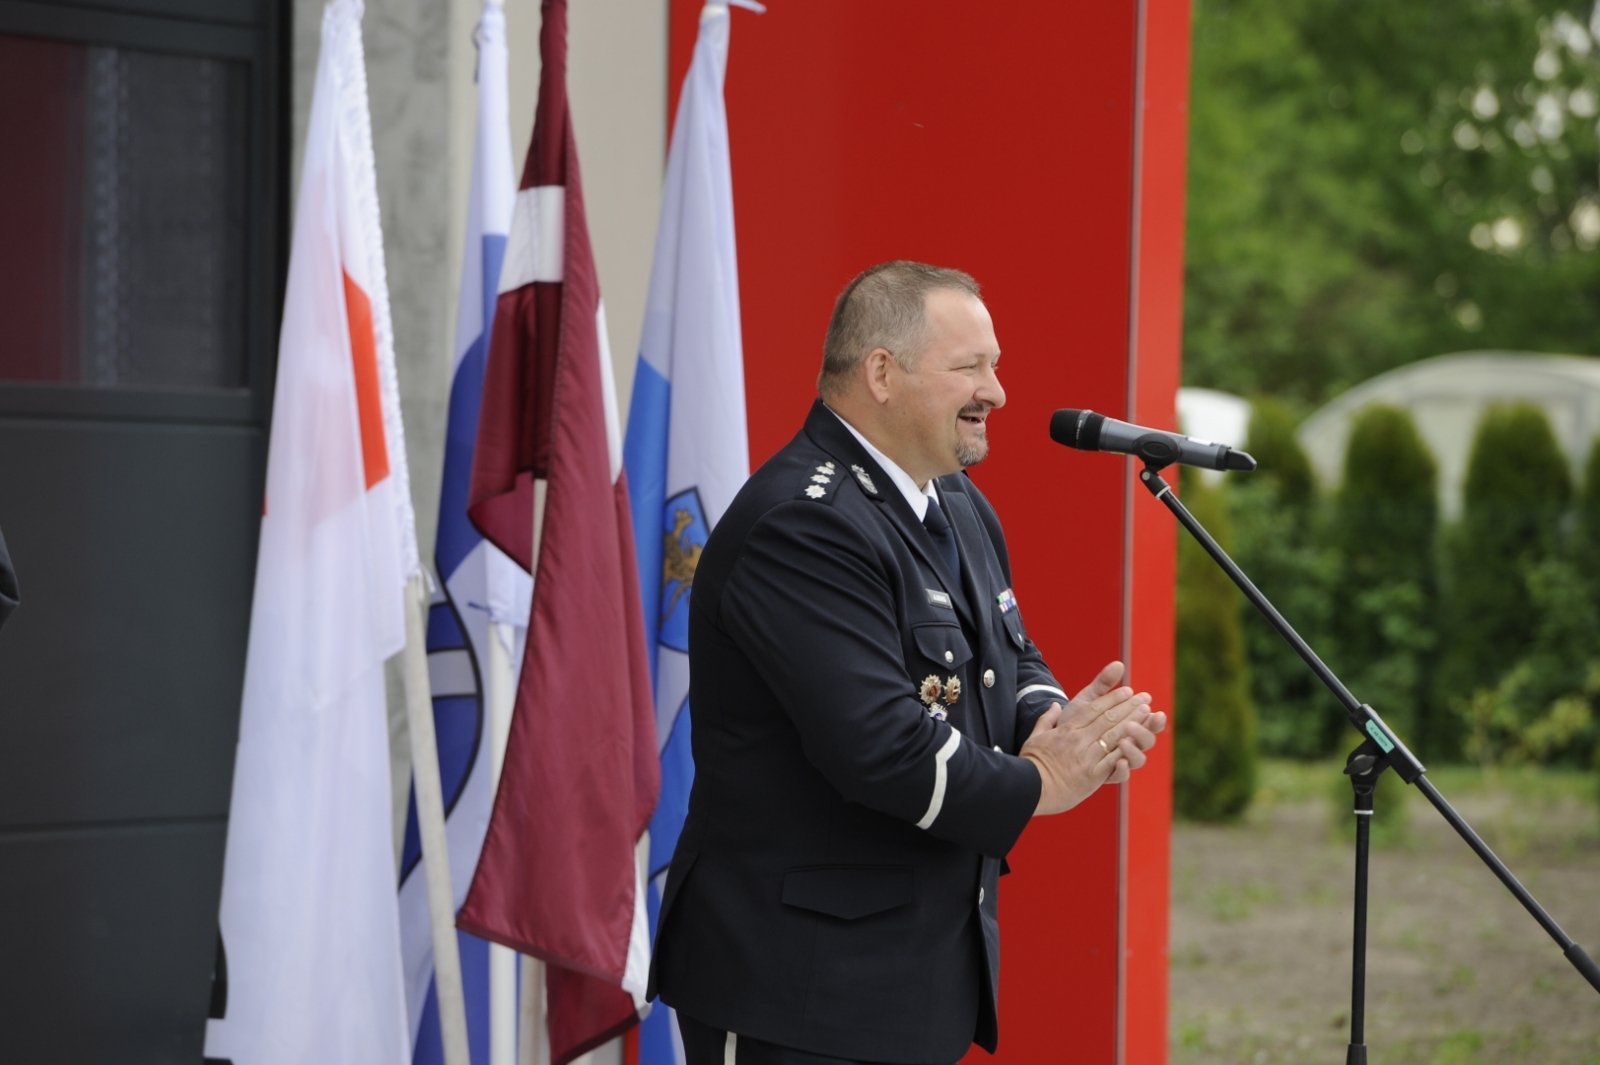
[0,2,285,1060]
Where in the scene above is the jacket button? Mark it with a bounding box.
[982,669,995,688]
[944,650,954,664]
[978,887,985,905]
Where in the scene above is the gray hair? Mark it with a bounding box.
[817,261,982,398]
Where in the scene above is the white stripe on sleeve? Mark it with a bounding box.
[916,730,963,830]
[1016,683,1067,705]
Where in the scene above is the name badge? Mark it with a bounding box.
[926,588,954,610]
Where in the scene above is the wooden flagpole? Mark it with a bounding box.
[402,572,472,1065]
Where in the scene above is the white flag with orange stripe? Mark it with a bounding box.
[204,1,415,1061]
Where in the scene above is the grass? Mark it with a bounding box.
[1254,758,1597,806]
[1424,762,1598,806]
[1205,879,1279,922]
[1250,758,1599,838]
[1177,1016,1210,1053]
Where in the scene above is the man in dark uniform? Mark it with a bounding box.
[649,262,1166,1065]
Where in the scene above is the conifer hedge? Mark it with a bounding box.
[1175,467,1258,820]
[1331,405,1438,754]
[1577,436,1600,582]
[1243,396,1315,509]
[1436,404,1571,735]
[1231,398,1338,758]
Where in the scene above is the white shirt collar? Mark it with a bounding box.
[827,406,939,521]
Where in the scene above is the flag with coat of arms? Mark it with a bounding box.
[622,3,756,1060]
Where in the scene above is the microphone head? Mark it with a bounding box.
[1225,448,1258,472]
[1049,408,1103,450]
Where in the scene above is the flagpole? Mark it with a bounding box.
[402,572,472,1065]
[487,617,522,1065]
[517,953,548,1065]
[499,476,552,1065]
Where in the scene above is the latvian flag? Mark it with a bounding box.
[455,1,659,1063]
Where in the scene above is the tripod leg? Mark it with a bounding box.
[1346,752,1379,1065]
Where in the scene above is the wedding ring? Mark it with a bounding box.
[1098,736,1112,754]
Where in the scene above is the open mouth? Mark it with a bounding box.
[958,411,987,429]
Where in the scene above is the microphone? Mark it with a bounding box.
[1050,408,1257,472]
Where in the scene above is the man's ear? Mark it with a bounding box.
[863,347,894,405]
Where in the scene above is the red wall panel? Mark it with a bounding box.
[669,3,1189,1060]
[1122,0,1191,1060]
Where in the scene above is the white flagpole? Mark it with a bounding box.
[487,616,521,1065]
[517,953,549,1065]
[402,573,472,1065]
[497,475,551,1065]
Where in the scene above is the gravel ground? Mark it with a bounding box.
[1169,762,1600,1064]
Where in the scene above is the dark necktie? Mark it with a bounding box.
[922,496,961,586]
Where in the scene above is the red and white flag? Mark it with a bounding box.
[455,1,658,1061]
[204,1,414,1061]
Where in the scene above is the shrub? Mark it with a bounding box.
[1329,405,1438,754]
[1575,436,1600,594]
[1242,395,1315,509]
[1436,404,1571,747]
[1231,398,1341,758]
[1581,441,1600,802]
[1175,467,1259,820]
[1459,436,1600,769]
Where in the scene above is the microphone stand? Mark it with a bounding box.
[1134,461,1600,1064]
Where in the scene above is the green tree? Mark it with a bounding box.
[1186,0,1600,406]
[1231,398,1340,757]
[1329,406,1439,753]
[1436,403,1572,737]
[1175,468,1259,820]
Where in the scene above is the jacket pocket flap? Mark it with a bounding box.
[781,865,912,921]
[912,622,973,669]
[1000,608,1026,650]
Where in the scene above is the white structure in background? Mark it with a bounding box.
[1177,387,1253,482]
[1297,352,1600,518]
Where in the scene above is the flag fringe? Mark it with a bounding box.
[324,0,420,580]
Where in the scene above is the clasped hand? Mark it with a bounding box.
[1019,661,1166,816]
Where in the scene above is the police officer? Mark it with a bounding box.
[649,261,1166,1065]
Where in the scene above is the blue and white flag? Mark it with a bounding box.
[623,4,755,1061]
[398,5,529,1063]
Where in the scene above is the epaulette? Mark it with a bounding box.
[796,460,842,503]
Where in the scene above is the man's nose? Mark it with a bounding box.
[977,363,1006,409]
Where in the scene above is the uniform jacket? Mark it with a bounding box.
[649,401,1069,1063]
